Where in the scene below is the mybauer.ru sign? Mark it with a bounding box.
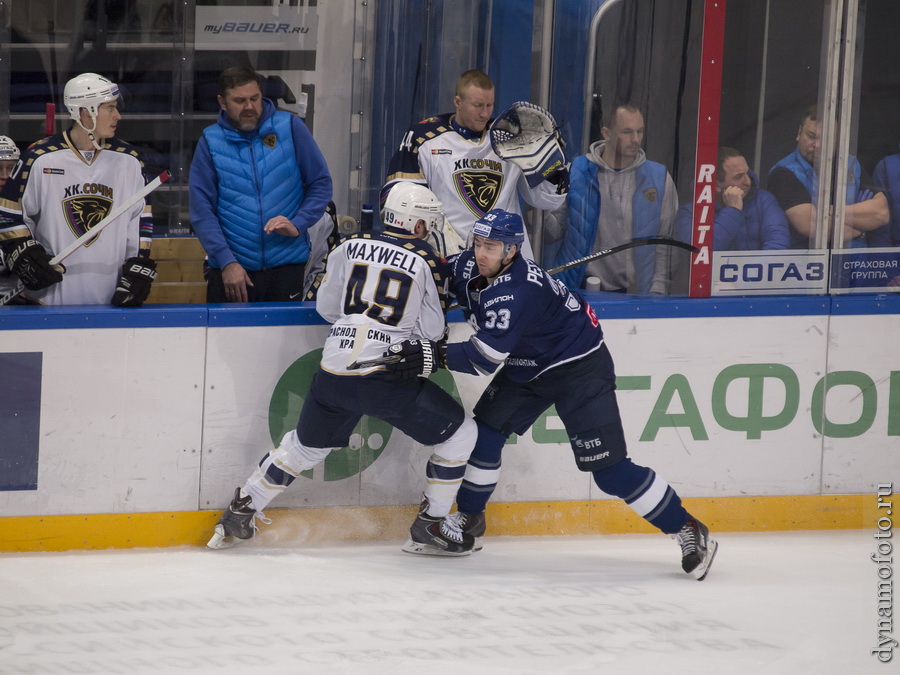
[195,5,318,50]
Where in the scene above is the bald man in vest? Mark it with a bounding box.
[767,105,888,249]
[549,103,678,295]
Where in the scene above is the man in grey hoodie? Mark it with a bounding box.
[548,104,678,295]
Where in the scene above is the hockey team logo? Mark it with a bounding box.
[267,349,463,482]
[453,170,504,217]
[62,195,113,246]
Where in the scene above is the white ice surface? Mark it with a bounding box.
[0,530,887,674]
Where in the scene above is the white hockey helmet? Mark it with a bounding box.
[0,136,19,162]
[382,182,444,234]
[64,73,121,122]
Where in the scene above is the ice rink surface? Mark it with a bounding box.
[0,529,887,675]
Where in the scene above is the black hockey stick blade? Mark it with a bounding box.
[347,353,402,370]
[546,237,699,276]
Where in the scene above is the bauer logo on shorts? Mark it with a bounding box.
[263,134,277,148]
[62,195,114,245]
[454,170,504,217]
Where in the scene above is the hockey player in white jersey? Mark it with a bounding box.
[0,136,19,192]
[208,183,478,555]
[381,70,567,257]
[382,209,718,580]
[0,73,156,306]
[0,136,24,301]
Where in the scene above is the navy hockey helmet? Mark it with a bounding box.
[471,209,524,258]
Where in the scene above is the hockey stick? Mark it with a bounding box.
[0,171,171,306]
[546,236,699,275]
[347,352,401,371]
[347,237,700,370]
[346,319,369,370]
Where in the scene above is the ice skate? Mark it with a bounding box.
[207,487,265,550]
[674,517,718,581]
[401,499,475,557]
[448,510,486,552]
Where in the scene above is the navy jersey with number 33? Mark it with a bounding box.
[446,250,603,382]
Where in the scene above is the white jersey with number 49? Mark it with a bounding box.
[316,230,448,376]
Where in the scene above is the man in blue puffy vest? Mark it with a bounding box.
[190,67,333,302]
[767,105,888,249]
[547,104,678,294]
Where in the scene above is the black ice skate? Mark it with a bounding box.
[674,517,718,581]
[207,487,264,550]
[401,499,475,557]
[449,510,486,552]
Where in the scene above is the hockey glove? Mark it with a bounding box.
[6,239,65,290]
[547,163,570,195]
[111,257,157,307]
[383,339,446,381]
[490,101,567,188]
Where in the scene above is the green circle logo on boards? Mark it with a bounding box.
[267,349,463,482]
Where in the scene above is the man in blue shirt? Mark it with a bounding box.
[675,147,789,251]
[384,209,718,580]
[190,67,332,302]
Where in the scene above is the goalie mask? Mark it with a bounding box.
[64,73,122,149]
[470,209,524,259]
[0,136,20,162]
[382,182,444,235]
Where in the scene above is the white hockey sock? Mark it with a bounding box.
[244,430,335,511]
[423,417,477,517]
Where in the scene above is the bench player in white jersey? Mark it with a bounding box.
[381,69,567,257]
[208,183,478,555]
[0,136,26,301]
[383,209,719,580]
[0,73,156,306]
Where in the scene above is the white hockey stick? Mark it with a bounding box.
[0,171,171,306]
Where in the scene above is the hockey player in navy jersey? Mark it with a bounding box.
[383,209,718,579]
[208,183,478,556]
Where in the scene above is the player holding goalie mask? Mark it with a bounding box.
[381,69,568,258]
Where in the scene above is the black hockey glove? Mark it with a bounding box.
[6,239,65,290]
[547,163,570,195]
[111,257,157,307]
[383,339,446,381]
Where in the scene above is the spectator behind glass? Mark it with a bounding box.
[675,147,789,251]
[381,69,567,258]
[547,104,678,295]
[872,147,900,288]
[767,105,888,248]
[189,67,333,303]
[872,147,900,247]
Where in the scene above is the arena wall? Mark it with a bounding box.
[1,294,896,551]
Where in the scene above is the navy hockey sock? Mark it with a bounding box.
[592,459,688,534]
[455,420,507,514]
